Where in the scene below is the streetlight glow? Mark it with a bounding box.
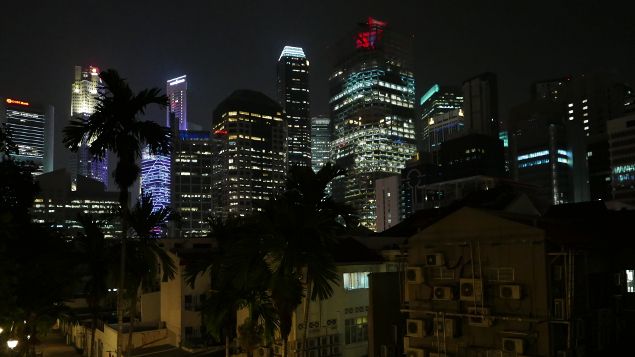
[7,339,18,349]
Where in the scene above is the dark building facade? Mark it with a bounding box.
[1,97,54,174]
[462,73,499,137]
[277,46,311,168]
[509,100,583,205]
[212,90,287,218]
[171,130,224,237]
[32,169,121,238]
[608,111,635,204]
[439,133,505,181]
[417,84,463,153]
[531,73,633,201]
[330,17,417,230]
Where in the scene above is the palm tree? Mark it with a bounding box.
[186,217,279,357]
[123,194,176,356]
[64,69,171,357]
[75,214,112,357]
[264,163,356,356]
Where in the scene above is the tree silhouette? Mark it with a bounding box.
[63,69,170,357]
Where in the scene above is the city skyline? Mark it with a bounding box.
[1,1,633,171]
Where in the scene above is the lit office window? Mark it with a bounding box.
[343,272,370,290]
[345,316,368,344]
[627,270,634,293]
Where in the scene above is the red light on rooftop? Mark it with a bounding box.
[355,17,386,49]
[214,129,228,135]
[6,98,29,106]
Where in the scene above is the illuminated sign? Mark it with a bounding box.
[6,98,29,106]
[355,17,386,49]
[214,129,228,135]
[168,75,187,86]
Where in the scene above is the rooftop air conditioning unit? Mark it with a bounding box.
[433,318,457,338]
[502,338,524,354]
[425,253,445,267]
[406,319,428,338]
[467,306,493,327]
[406,267,424,284]
[459,279,483,302]
[406,348,426,357]
[433,286,454,300]
[499,285,522,299]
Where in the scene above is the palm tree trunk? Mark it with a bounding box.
[116,189,129,357]
[301,282,312,357]
[126,291,138,357]
[282,338,288,357]
[225,335,230,357]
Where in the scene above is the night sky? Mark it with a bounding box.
[1,0,634,171]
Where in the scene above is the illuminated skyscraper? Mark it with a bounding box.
[311,116,331,172]
[330,17,416,230]
[277,46,311,168]
[171,129,224,237]
[0,97,54,174]
[70,65,108,187]
[140,75,187,213]
[212,90,287,218]
[417,84,463,154]
[167,75,187,130]
[140,146,171,212]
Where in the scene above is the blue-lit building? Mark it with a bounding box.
[330,17,417,231]
[422,108,464,163]
[140,147,171,211]
[417,84,463,153]
[510,100,580,205]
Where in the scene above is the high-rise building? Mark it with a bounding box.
[422,108,464,162]
[140,146,171,211]
[1,97,54,174]
[167,75,187,130]
[212,90,287,218]
[32,169,121,238]
[171,130,223,237]
[608,111,635,204]
[531,76,572,102]
[277,46,311,168]
[561,74,632,201]
[374,175,401,232]
[330,17,417,230]
[70,65,108,187]
[531,73,633,201]
[462,72,499,137]
[417,84,463,152]
[509,101,579,205]
[311,116,331,172]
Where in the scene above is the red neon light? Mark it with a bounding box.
[6,98,30,106]
[355,17,386,49]
[214,129,228,135]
